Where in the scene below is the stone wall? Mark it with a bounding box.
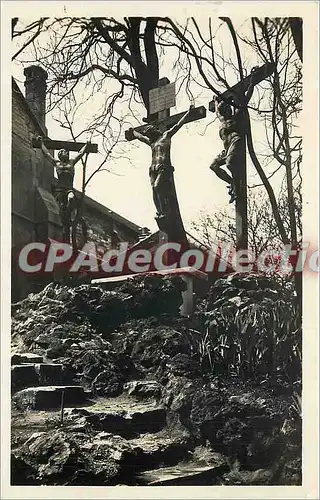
[12,81,56,300]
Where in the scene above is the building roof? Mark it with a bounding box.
[74,188,143,234]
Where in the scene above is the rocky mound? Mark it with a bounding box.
[11,273,301,486]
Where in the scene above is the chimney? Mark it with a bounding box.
[24,65,48,129]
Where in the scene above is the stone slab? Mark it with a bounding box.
[34,363,63,385]
[11,353,43,365]
[12,385,88,410]
[138,463,227,485]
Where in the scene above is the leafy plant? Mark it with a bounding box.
[192,273,301,383]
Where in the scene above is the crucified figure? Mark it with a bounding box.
[128,105,194,220]
[38,137,90,241]
[209,68,258,203]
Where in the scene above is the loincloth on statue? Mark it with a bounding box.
[149,163,175,185]
[224,135,242,173]
[54,188,75,206]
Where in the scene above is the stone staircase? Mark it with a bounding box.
[11,353,229,485]
[11,352,89,410]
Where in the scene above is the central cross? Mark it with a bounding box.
[125,78,206,245]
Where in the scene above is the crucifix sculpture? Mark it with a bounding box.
[125,78,206,244]
[208,62,275,251]
[33,137,98,244]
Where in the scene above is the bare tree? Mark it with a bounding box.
[189,187,302,256]
[13,17,302,260]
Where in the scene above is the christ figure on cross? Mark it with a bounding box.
[128,105,194,221]
[209,68,258,203]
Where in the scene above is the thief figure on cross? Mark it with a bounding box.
[209,67,258,203]
[128,105,194,222]
[37,136,90,240]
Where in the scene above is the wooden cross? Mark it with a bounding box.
[125,78,206,245]
[32,137,98,246]
[208,62,275,112]
[32,138,98,154]
[209,62,275,251]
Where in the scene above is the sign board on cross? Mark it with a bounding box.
[149,82,176,115]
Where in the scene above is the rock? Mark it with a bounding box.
[91,369,124,397]
[11,426,191,486]
[34,333,53,348]
[59,349,141,396]
[11,365,39,393]
[94,412,132,438]
[132,326,192,369]
[11,454,37,485]
[276,456,302,485]
[215,417,251,462]
[12,386,89,410]
[11,353,43,365]
[128,407,166,434]
[11,429,120,485]
[161,375,205,433]
[129,433,191,467]
[123,380,161,400]
[162,374,301,482]
[191,446,228,467]
[166,354,202,378]
[223,468,275,485]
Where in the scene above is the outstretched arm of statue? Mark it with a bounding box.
[165,104,195,139]
[37,136,56,165]
[132,130,151,146]
[234,67,259,116]
[72,142,90,166]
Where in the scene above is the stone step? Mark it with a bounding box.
[12,385,89,411]
[11,353,43,365]
[136,462,228,486]
[11,365,39,393]
[80,432,192,474]
[11,363,63,393]
[65,396,167,438]
[35,363,63,385]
